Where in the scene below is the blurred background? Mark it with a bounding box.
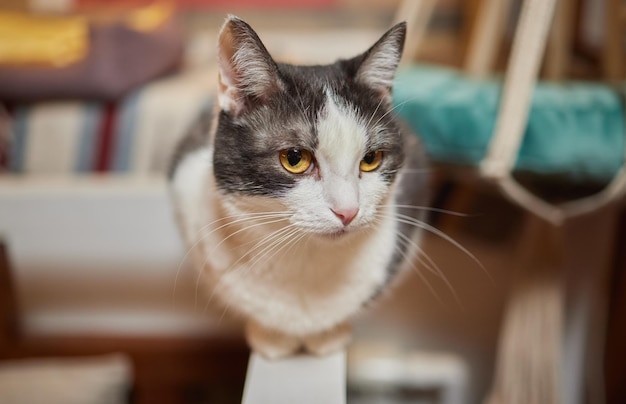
[1,0,625,403]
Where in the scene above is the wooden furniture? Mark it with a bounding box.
[605,209,626,404]
[604,0,625,80]
[398,0,626,403]
[0,240,250,404]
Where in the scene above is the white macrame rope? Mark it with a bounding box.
[481,0,557,179]
[480,0,626,225]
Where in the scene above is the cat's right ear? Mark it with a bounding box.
[217,16,283,115]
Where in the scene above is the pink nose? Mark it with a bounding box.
[331,208,359,226]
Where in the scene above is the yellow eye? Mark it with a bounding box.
[279,148,313,174]
[360,151,383,172]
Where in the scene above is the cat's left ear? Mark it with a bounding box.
[355,22,406,98]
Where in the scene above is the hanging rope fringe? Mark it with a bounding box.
[484,216,564,404]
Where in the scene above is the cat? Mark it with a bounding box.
[169,16,429,359]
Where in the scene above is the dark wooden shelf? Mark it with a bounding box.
[0,241,249,404]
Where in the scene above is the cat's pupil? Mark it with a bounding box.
[363,152,376,164]
[287,149,302,166]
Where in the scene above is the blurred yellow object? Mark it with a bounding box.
[0,11,88,67]
[0,2,174,67]
[127,1,174,33]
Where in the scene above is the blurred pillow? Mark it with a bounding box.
[394,65,626,184]
[0,2,183,102]
[5,68,215,175]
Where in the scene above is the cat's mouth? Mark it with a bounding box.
[325,229,348,239]
[319,225,366,240]
[298,226,351,240]
[296,220,368,239]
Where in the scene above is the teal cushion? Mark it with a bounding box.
[393,65,625,183]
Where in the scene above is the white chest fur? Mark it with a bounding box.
[170,147,399,336]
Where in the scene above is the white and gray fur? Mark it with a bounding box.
[169,16,429,356]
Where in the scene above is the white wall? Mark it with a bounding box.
[0,176,239,336]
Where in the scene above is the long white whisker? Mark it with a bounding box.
[392,235,445,306]
[365,96,386,129]
[211,217,290,253]
[194,216,290,308]
[401,168,432,174]
[215,228,305,324]
[372,95,422,129]
[195,212,291,239]
[379,204,474,217]
[292,80,311,123]
[396,232,442,279]
[396,232,463,308]
[247,227,302,273]
[173,211,290,305]
[391,213,493,284]
[234,223,297,255]
[231,225,298,271]
[203,224,297,310]
[264,230,306,267]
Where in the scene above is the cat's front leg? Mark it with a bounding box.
[303,321,352,356]
[245,320,302,359]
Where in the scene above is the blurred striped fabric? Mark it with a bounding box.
[1,68,216,175]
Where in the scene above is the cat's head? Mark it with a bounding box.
[213,16,409,237]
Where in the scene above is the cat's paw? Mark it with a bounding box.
[304,322,352,356]
[245,320,301,360]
